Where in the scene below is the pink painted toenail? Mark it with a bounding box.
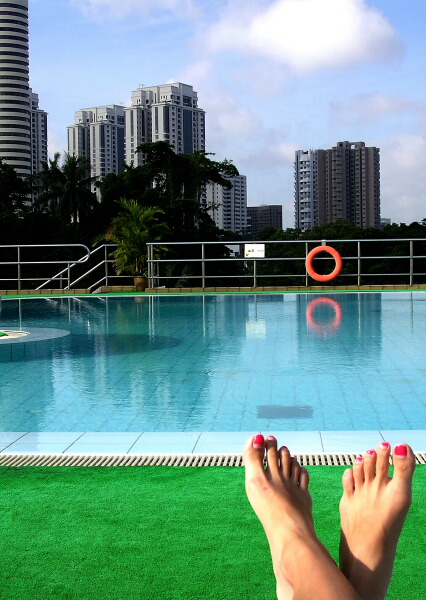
[366,449,375,455]
[380,442,390,449]
[394,444,407,457]
[253,434,264,447]
[281,446,288,450]
[267,435,276,441]
[356,457,363,463]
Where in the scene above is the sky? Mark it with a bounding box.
[28,0,426,227]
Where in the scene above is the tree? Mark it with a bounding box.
[98,199,170,276]
[0,158,29,220]
[32,152,97,231]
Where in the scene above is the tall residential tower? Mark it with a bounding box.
[294,141,380,231]
[0,0,47,177]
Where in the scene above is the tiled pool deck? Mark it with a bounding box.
[1,430,425,455]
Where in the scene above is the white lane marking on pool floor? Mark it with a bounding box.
[0,431,425,454]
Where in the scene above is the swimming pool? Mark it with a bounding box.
[0,293,424,432]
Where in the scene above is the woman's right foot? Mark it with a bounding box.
[339,442,416,600]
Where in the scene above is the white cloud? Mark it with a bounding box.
[380,134,426,223]
[205,0,403,73]
[331,93,426,125]
[70,0,198,21]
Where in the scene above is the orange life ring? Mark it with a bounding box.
[306,245,342,282]
[306,297,342,336]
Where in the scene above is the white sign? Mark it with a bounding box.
[244,243,265,258]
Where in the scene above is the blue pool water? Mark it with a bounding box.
[0,293,425,432]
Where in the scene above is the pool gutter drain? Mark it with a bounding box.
[0,452,424,467]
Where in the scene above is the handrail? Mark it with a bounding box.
[0,244,90,291]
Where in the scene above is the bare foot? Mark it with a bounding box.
[339,442,416,600]
[243,434,358,600]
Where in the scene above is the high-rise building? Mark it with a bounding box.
[0,0,46,177]
[30,88,47,173]
[247,205,283,237]
[68,105,125,186]
[294,141,380,232]
[124,82,205,165]
[0,0,31,176]
[207,175,247,234]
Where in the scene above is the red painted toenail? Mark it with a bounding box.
[253,434,264,447]
[356,457,363,463]
[267,435,276,441]
[366,449,375,455]
[394,444,407,457]
[380,442,390,449]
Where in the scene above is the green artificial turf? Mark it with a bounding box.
[0,465,424,600]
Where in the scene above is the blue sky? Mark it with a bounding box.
[29,0,426,226]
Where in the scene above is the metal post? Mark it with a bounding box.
[253,259,257,287]
[357,241,361,287]
[201,243,205,288]
[305,242,309,287]
[105,245,109,287]
[17,246,21,291]
[67,263,71,289]
[409,240,413,286]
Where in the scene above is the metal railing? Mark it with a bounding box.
[147,238,426,288]
[1,238,426,292]
[0,244,91,291]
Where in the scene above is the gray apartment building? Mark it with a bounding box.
[207,175,247,234]
[294,141,380,232]
[247,205,283,237]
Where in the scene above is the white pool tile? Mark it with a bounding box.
[2,442,75,454]
[19,432,84,443]
[0,432,27,444]
[77,432,142,444]
[65,442,138,454]
[128,442,197,454]
[321,430,383,453]
[380,430,426,450]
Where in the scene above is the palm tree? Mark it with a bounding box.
[33,152,97,228]
[99,199,170,276]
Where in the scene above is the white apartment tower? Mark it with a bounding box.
[125,83,205,165]
[207,175,247,234]
[68,105,125,184]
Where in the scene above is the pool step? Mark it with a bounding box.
[0,452,425,467]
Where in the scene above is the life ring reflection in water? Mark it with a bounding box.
[306,297,343,337]
[306,245,343,282]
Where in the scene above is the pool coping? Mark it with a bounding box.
[1,431,425,456]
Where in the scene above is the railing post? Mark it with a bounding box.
[105,245,109,287]
[253,259,257,287]
[305,242,309,287]
[201,243,205,288]
[357,241,361,287]
[17,246,21,291]
[409,240,413,286]
[67,263,71,289]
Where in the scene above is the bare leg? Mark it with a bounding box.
[244,434,362,600]
[340,442,416,600]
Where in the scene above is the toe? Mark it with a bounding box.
[353,456,365,488]
[342,468,355,496]
[299,467,310,490]
[278,445,291,479]
[265,436,280,477]
[243,434,266,479]
[363,449,377,481]
[291,456,301,484]
[392,443,416,484]
[376,441,391,480]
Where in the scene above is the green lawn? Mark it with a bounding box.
[0,465,424,600]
